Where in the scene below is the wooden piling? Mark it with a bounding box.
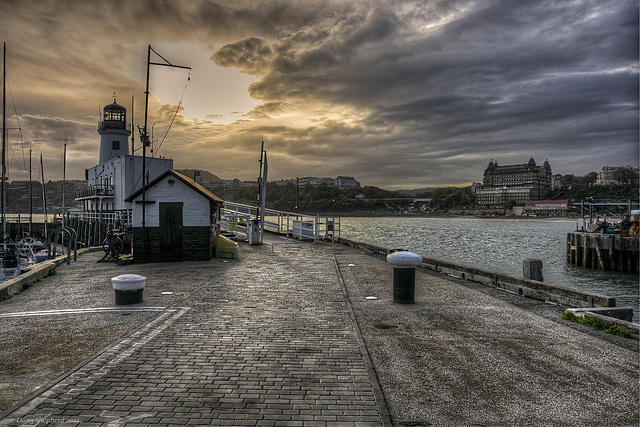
[523,259,544,282]
[566,232,639,273]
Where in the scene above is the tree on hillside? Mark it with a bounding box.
[429,187,474,210]
[612,168,638,185]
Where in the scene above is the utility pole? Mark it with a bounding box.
[139,45,191,263]
[257,141,264,242]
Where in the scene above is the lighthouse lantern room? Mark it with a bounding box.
[98,98,130,164]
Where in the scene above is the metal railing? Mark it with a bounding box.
[221,202,340,242]
[74,185,115,199]
[67,209,132,225]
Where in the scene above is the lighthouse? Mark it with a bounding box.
[77,95,173,215]
[98,98,130,164]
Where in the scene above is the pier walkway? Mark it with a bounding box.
[0,234,637,426]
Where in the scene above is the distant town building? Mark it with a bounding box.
[335,176,360,190]
[475,186,533,206]
[476,157,552,205]
[523,200,570,217]
[470,182,483,193]
[596,165,639,186]
[551,174,573,190]
[273,176,361,190]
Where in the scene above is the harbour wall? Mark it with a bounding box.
[566,232,639,273]
[0,248,97,301]
[337,238,616,309]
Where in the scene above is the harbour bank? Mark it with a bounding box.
[0,233,638,426]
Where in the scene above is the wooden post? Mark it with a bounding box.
[523,259,543,282]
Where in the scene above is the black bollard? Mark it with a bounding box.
[393,267,415,304]
[387,251,422,305]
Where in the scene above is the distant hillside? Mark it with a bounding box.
[176,169,221,182]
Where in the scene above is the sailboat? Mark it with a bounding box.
[0,42,37,281]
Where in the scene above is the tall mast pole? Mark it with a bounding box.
[62,139,66,216]
[139,45,190,263]
[131,95,135,156]
[142,44,151,263]
[257,141,264,221]
[40,153,48,246]
[2,42,6,244]
[28,148,32,235]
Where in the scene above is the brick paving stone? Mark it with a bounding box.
[0,241,385,426]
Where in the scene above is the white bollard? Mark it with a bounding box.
[112,274,146,305]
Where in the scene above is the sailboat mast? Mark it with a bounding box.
[2,42,6,244]
[29,148,32,235]
[131,95,134,156]
[40,154,48,244]
[62,140,66,216]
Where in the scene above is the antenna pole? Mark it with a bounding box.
[139,45,191,263]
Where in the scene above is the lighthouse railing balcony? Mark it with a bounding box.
[74,184,115,200]
[98,120,129,131]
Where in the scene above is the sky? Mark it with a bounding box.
[0,0,637,190]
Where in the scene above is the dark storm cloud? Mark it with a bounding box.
[211,37,273,75]
[212,0,637,186]
[0,0,637,187]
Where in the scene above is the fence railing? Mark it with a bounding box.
[74,185,115,199]
[67,210,132,225]
[221,202,340,242]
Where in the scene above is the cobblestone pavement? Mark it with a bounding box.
[0,238,386,426]
[0,235,638,426]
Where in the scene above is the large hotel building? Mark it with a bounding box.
[476,157,552,205]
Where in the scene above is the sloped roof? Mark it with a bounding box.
[124,169,224,203]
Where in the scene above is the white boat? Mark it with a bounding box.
[0,251,20,282]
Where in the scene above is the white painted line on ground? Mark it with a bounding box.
[0,306,169,318]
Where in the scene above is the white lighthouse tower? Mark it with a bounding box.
[98,98,130,163]
[76,95,173,217]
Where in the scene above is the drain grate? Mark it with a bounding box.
[374,323,397,330]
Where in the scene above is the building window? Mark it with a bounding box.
[112,140,120,150]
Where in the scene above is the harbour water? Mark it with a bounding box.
[339,216,639,323]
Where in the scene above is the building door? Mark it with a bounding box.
[159,202,183,262]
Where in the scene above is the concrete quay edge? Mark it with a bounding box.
[337,237,638,340]
[337,237,619,309]
[567,308,640,340]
